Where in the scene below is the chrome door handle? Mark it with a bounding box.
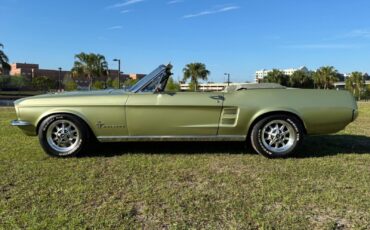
[210,95,224,103]
[210,95,224,100]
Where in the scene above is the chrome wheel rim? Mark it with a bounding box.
[46,120,80,153]
[261,120,296,154]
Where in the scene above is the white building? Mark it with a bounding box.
[255,66,309,82]
[334,80,370,90]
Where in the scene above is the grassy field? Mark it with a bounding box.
[1,103,370,229]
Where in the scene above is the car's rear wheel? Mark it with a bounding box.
[38,114,89,157]
[250,115,304,158]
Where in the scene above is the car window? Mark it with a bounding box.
[141,77,161,93]
[130,65,166,92]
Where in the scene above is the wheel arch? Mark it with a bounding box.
[246,110,307,140]
[36,111,96,138]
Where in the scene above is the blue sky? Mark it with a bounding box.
[1,0,370,82]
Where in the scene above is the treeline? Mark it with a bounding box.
[1,41,369,98]
[262,66,370,99]
[0,74,141,92]
[0,75,57,91]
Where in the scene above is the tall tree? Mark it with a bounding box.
[313,66,338,89]
[183,63,210,91]
[289,70,314,88]
[363,73,370,80]
[0,43,11,75]
[165,77,180,91]
[71,52,108,89]
[346,72,366,100]
[263,69,289,86]
[63,74,78,91]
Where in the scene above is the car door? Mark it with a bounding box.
[125,92,224,136]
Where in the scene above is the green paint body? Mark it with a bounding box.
[12,88,358,140]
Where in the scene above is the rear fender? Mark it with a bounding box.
[247,107,307,133]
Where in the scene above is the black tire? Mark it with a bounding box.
[38,114,89,157]
[250,114,304,158]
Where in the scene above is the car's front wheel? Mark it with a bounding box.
[38,114,89,157]
[250,115,304,158]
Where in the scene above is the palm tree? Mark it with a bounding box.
[71,52,108,90]
[0,43,10,75]
[346,72,365,100]
[313,66,338,89]
[289,70,314,88]
[183,63,210,91]
[263,69,289,86]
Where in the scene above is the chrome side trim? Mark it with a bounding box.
[11,120,32,126]
[97,135,246,142]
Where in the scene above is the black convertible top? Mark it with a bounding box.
[225,83,286,92]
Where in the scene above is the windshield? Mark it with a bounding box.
[129,65,166,93]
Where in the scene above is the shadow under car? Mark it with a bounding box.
[80,134,370,158]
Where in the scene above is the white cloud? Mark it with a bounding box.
[121,9,131,14]
[183,5,239,19]
[107,25,123,30]
[324,29,370,41]
[107,0,144,9]
[281,43,361,49]
[347,29,370,39]
[167,0,183,4]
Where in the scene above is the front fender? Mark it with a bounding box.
[35,108,96,136]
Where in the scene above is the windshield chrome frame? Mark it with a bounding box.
[129,65,167,93]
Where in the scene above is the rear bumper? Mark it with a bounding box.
[11,120,37,136]
[352,109,359,122]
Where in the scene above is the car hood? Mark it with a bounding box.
[14,90,129,107]
[38,89,127,97]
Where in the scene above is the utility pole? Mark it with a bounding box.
[58,67,62,92]
[224,73,231,86]
[113,59,121,89]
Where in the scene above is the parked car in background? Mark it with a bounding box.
[12,64,358,158]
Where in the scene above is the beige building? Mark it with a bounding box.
[10,62,145,87]
[10,63,69,80]
[129,73,146,80]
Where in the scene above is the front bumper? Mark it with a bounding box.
[11,120,32,126]
[11,120,37,136]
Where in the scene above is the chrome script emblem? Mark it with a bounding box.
[96,121,125,129]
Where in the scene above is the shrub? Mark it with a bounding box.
[64,80,78,91]
[165,77,180,91]
[0,75,11,90]
[7,76,29,90]
[106,77,113,88]
[32,76,55,91]
[63,75,78,91]
[92,81,105,90]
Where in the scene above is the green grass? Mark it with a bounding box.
[1,103,370,229]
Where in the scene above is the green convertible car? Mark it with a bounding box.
[12,65,358,158]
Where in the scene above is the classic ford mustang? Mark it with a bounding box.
[11,64,358,158]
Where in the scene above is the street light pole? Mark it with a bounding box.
[58,67,62,92]
[113,59,121,89]
[224,73,231,86]
[100,63,106,89]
